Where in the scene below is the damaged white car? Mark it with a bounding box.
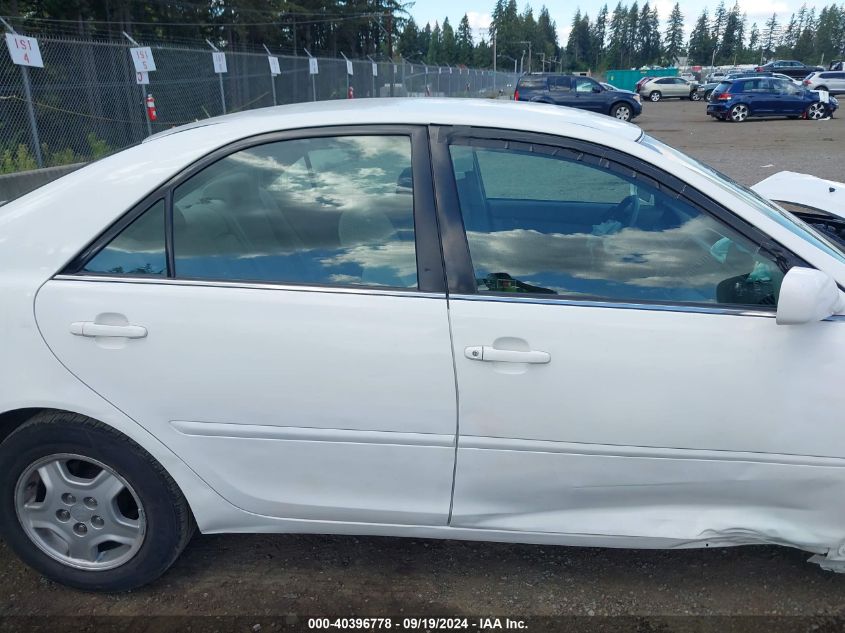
[3,99,845,591]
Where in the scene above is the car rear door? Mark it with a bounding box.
[34,126,458,526]
[431,126,845,542]
[548,76,576,106]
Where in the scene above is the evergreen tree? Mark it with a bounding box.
[456,14,474,65]
[398,18,421,59]
[441,17,457,64]
[426,22,441,64]
[664,3,685,64]
[762,13,780,61]
[606,1,628,68]
[591,4,608,69]
[687,8,713,65]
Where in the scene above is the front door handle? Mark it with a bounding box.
[464,346,550,364]
[70,322,148,339]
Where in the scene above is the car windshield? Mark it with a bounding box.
[639,135,845,263]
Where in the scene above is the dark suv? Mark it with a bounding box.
[514,74,642,122]
[755,59,824,79]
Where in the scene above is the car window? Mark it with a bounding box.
[518,76,547,90]
[574,77,597,92]
[171,135,418,288]
[83,200,166,276]
[549,76,571,91]
[449,143,785,307]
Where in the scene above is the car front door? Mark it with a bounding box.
[773,79,807,115]
[573,77,606,112]
[548,76,576,106]
[34,126,458,525]
[432,128,845,542]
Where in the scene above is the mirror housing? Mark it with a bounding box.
[776,267,845,325]
[592,86,603,93]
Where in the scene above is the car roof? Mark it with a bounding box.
[145,97,644,144]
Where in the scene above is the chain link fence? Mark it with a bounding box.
[0,34,516,173]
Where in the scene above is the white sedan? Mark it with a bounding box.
[3,99,845,591]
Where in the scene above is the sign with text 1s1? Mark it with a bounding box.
[212,51,227,73]
[5,33,43,68]
[130,47,156,72]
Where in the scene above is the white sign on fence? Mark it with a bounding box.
[268,56,281,75]
[309,57,319,74]
[212,51,227,73]
[372,62,378,77]
[130,47,156,72]
[346,59,353,76]
[135,71,149,85]
[5,33,43,68]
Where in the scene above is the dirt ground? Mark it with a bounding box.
[2,99,845,628]
[637,98,844,185]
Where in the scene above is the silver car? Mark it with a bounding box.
[639,77,700,102]
[804,70,845,95]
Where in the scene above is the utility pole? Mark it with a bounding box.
[518,40,532,73]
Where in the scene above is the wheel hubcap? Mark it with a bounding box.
[650,92,660,101]
[809,103,825,119]
[615,106,630,120]
[732,105,748,121]
[15,454,146,571]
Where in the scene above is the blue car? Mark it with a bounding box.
[706,76,838,122]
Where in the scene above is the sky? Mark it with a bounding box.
[411,0,801,44]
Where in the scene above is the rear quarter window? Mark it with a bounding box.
[714,81,733,93]
[517,77,548,90]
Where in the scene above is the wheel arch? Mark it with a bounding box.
[0,405,241,533]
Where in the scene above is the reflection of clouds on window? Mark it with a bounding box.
[171,135,417,288]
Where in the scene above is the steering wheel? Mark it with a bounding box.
[606,194,641,229]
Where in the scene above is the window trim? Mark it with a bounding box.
[60,125,446,294]
[429,124,808,307]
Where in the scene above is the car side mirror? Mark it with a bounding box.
[776,267,845,325]
[593,86,602,93]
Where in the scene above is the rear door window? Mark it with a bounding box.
[549,76,571,92]
[518,76,548,91]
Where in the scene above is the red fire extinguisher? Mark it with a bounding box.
[146,94,157,121]
[347,85,354,99]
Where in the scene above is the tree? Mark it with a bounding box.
[566,9,591,69]
[426,21,441,64]
[591,4,608,69]
[398,18,421,59]
[664,3,685,64]
[719,1,743,64]
[687,8,713,65]
[441,17,456,64]
[636,2,661,66]
[606,1,628,68]
[761,13,780,62]
[456,14,474,65]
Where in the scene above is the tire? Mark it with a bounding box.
[805,102,828,120]
[690,91,702,101]
[704,89,713,101]
[649,90,661,102]
[610,102,632,121]
[0,411,195,591]
[728,103,749,122]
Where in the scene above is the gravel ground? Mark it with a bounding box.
[2,99,845,627]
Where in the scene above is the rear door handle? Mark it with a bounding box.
[70,322,148,339]
[464,346,550,364]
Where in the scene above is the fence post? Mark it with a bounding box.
[205,39,226,114]
[19,65,43,168]
[263,45,277,106]
[304,49,317,101]
[0,19,44,167]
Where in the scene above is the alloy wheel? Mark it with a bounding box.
[730,104,748,122]
[807,102,827,120]
[649,91,661,102]
[614,105,631,121]
[15,453,146,571]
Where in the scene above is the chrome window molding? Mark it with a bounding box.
[450,293,779,318]
[52,274,445,300]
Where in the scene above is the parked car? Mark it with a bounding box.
[6,98,845,592]
[514,73,642,121]
[756,59,824,79]
[803,70,845,95]
[638,76,701,101]
[697,72,800,101]
[706,76,838,121]
[635,76,654,92]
